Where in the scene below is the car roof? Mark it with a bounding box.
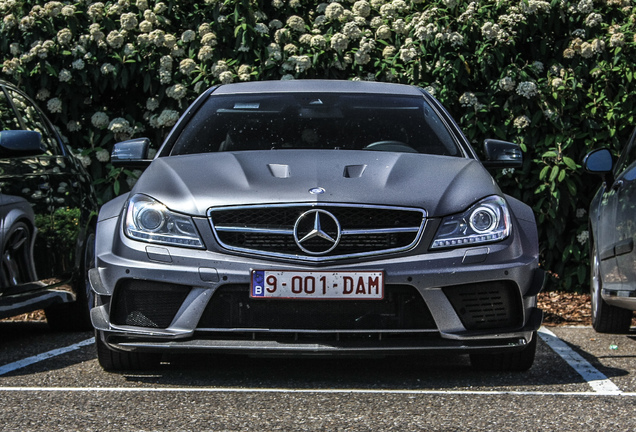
[210,79,424,96]
[0,79,18,90]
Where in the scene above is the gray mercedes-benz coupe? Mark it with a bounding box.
[90,80,544,371]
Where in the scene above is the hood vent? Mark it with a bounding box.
[343,164,367,178]
[268,164,291,178]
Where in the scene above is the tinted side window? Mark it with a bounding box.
[614,127,636,176]
[5,89,59,155]
[0,88,21,131]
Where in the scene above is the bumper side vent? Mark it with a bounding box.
[111,280,191,328]
[443,281,522,331]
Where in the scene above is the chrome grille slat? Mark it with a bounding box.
[208,203,426,261]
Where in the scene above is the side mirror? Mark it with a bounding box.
[482,139,523,169]
[583,148,613,174]
[111,138,153,168]
[0,130,45,157]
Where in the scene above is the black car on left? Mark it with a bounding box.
[0,79,98,330]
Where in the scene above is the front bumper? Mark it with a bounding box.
[90,208,544,356]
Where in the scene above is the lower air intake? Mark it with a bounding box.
[443,281,522,330]
[110,279,191,328]
[198,284,436,330]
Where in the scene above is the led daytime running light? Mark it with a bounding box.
[125,194,204,249]
[431,196,511,249]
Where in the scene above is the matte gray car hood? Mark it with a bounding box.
[132,150,501,217]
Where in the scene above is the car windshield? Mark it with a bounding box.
[170,92,461,156]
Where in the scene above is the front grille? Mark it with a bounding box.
[208,204,426,261]
[110,280,191,328]
[443,281,521,331]
[198,284,436,331]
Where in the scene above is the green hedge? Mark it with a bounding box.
[2,0,635,291]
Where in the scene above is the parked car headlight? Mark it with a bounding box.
[431,196,511,249]
[125,194,204,248]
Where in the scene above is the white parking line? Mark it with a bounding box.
[0,330,628,397]
[538,327,622,395]
[0,386,634,397]
[0,337,94,377]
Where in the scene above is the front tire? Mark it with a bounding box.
[590,243,632,334]
[470,331,537,372]
[95,331,161,372]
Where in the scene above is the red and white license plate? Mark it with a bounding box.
[250,270,384,300]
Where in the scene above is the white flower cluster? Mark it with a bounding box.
[585,13,603,27]
[610,32,625,47]
[577,230,589,245]
[238,64,252,81]
[152,109,179,128]
[47,97,63,113]
[57,28,73,45]
[101,63,116,75]
[458,2,478,23]
[91,112,110,129]
[146,97,159,111]
[75,150,92,168]
[108,117,134,137]
[166,84,187,100]
[564,37,605,58]
[459,92,479,107]
[285,55,312,73]
[576,0,594,14]
[67,120,82,132]
[513,115,531,129]
[499,76,516,92]
[551,77,564,89]
[107,30,125,48]
[330,33,349,52]
[516,81,538,99]
[58,69,72,82]
[481,22,501,41]
[519,0,551,15]
[286,16,305,32]
[36,89,50,101]
[399,40,418,63]
[96,149,110,163]
[355,37,375,65]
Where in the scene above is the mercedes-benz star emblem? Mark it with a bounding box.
[309,187,325,195]
[293,209,341,255]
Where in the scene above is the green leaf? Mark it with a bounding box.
[549,165,560,182]
[562,157,577,170]
[566,179,577,196]
[558,169,566,182]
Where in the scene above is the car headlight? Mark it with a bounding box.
[125,194,204,248]
[431,196,511,249]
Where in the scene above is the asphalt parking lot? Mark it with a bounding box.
[0,322,634,431]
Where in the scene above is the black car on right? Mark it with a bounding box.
[584,128,636,333]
